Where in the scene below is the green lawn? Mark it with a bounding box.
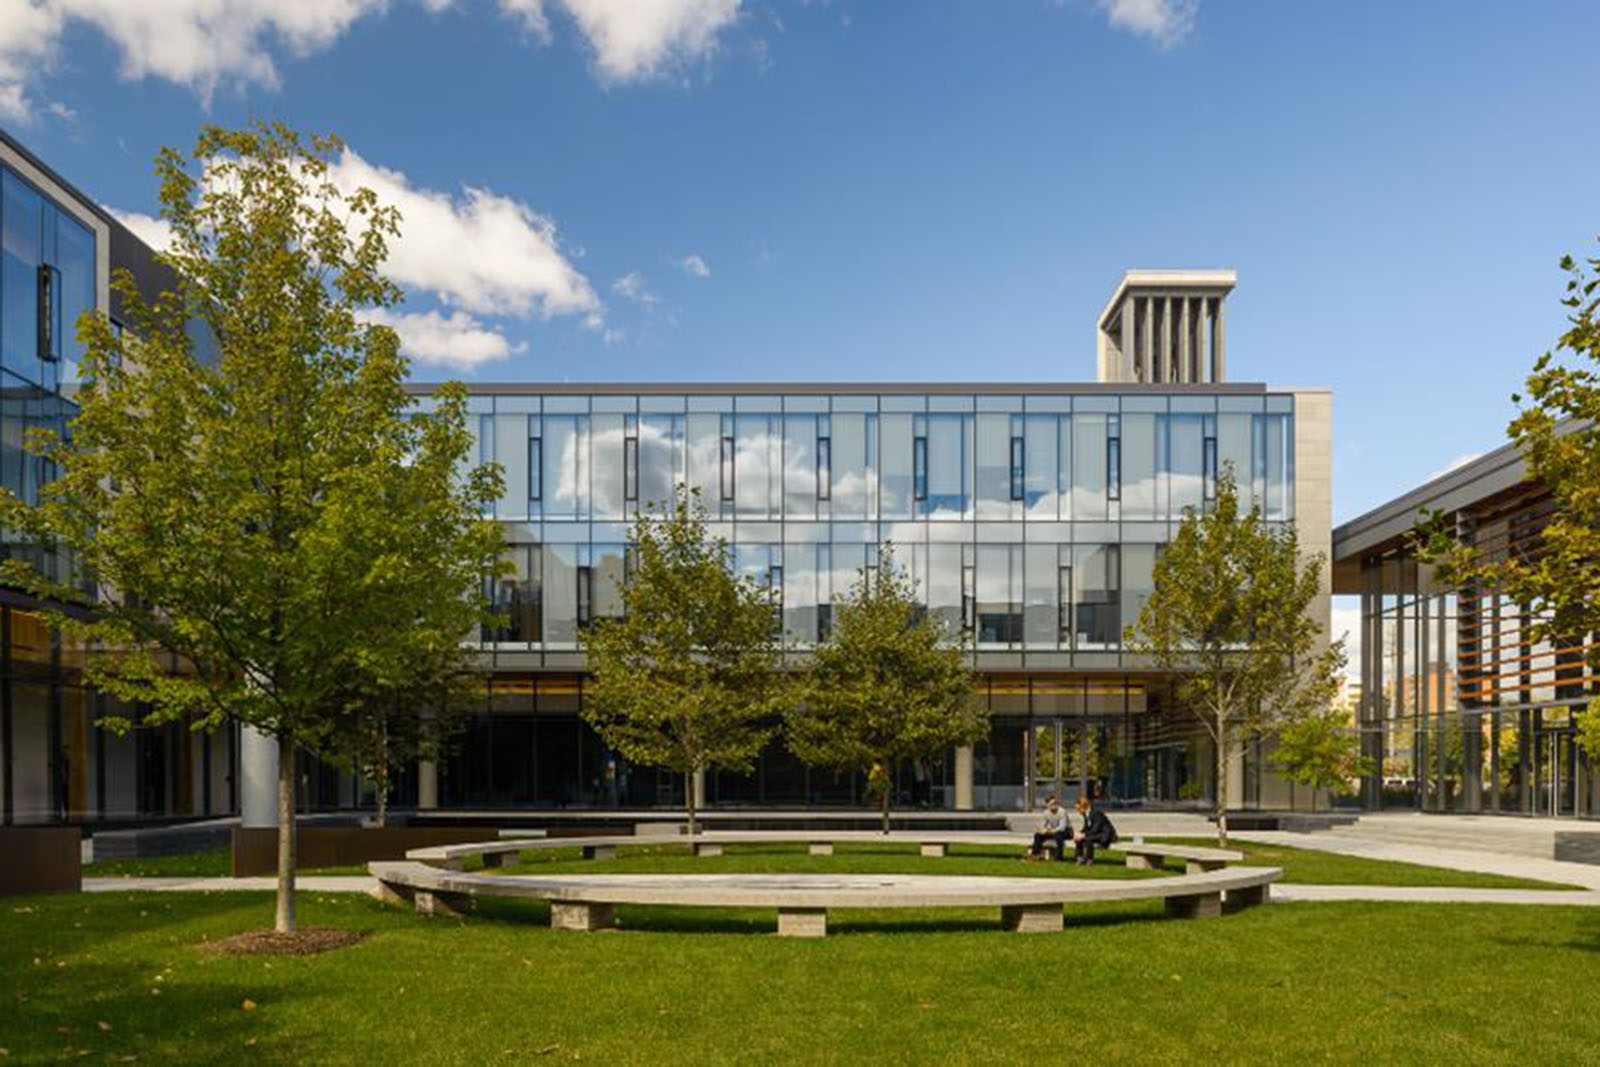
[3,889,1598,1063]
[1149,838,1581,890]
[85,838,1579,891]
[85,849,365,879]
[487,839,1577,890]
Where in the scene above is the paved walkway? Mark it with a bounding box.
[1272,885,1600,906]
[84,876,378,894]
[1231,830,1600,892]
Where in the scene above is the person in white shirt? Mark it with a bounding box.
[1028,794,1071,861]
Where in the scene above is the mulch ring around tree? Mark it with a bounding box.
[198,928,368,956]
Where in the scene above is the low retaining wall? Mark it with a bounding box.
[1554,832,1600,866]
[231,826,502,877]
[0,827,81,896]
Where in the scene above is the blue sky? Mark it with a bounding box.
[4,0,1599,524]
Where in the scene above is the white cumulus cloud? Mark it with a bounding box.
[0,0,745,120]
[111,146,602,369]
[678,253,711,278]
[611,271,657,307]
[1093,0,1198,48]
[108,208,174,253]
[362,308,524,369]
[555,0,741,83]
[327,149,599,321]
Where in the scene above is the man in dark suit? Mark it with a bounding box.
[1073,793,1117,866]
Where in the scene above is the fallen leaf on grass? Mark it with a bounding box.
[96,1021,112,1032]
[242,1000,258,1012]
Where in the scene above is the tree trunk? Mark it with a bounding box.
[275,734,297,935]
[1215,716,1229,848]
[374,718,389,829]
[880,787,890,835]
[684,768,698,837]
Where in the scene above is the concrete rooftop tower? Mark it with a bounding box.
[1096,269,1236,384]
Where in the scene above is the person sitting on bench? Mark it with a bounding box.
[1073,793,1117,866]
[1029,794,1071,861]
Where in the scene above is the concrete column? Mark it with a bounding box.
[1119,299,1136,382]
[1179,297,1192,383]
[239,726,278,828]
[954,745,974,810]
[417,759,438,810]
[1212,298,1226,381]
[1140,297,1154,383]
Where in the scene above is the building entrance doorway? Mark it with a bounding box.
[1025,720,1100,810]
[1533,725,1582,818]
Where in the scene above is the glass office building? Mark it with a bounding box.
[0,140,1335,821]
[432,382,1324,812]
[0,130,237,827]
[1334,440,1600,818]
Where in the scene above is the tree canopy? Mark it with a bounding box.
[1272,705,1373,811]
[0,123,505,934]
[1125,470,1344,844]
[581,486,784,834]
[1417,242,1600,760]
[787,546,984,832]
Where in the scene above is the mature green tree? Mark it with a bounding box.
[787,547,985,833]
[1417,243,1600,761]
[582,486,784,835]
[0,124,504,934]
[1272,706,1374,811]
[1125,471,1345,845]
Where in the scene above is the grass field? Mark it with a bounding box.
[3,887,1598,1064]
[84,849,364,879]
[84,838,1579,891]
[485,839,1576,890]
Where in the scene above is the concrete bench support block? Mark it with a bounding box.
[777,908,828,938]
[1123,853,1162,871]
[919,843,948,858]
[581,845,618,861]
[694,843,724,858]
[1225,884,1269,912]
[1165,892,1222,919]
[551,901,616,932]
[481,852,507,869]
[1186,860,1225,875]
[808,843,834,856]
[415,889,470,917]
[373,881,413,908]
[1001,904,1064,933]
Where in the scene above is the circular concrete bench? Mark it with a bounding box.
[407,832,1243,870]
[369,861,1280,937]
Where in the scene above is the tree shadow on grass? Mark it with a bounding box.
[0,958,318,1062]
[458,896,1169,937]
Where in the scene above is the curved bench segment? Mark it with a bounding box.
[369,862,1280,937]
[405,833,1242,871]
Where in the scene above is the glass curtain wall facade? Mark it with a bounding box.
[0,141,239,827]
[1354,483,1599,817]
[439,385,1298,811]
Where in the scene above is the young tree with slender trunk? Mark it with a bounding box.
[1125,471,1344,845]
[0,123,504,935]
[582,486,783,835]
[787,546,984,834]
[1418,243,1600,762]
[1272,705,1372,812]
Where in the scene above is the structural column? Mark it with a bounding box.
[417,758,439,810]
[239,726,278,828]
[1212,298,1226,381]
[954,745,974,811]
